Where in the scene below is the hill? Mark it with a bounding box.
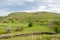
[0,12,60,23]
[0,12,60,40]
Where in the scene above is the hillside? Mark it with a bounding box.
[0,12,60,40]
[0,12,60,23]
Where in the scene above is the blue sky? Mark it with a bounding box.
[0,0,60,16]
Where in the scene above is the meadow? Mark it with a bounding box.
[0,35,60,40]
[0,12,60,40]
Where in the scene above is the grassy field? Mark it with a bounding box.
[0,35,60,40]
[0,23,53,34]
[0,12,60,40]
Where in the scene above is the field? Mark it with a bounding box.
[0,35,60,40]
[0,12,60,40]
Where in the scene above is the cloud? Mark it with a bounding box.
[24,0,35,2]
[42,0,54,2]
[37,6,47,11]
[24,4,60,13]
[1,0,35,6]
[2,0,24,6]
[0,0,60,16]
[37,4,60,13]
[0,9,10,16]
[47,4,60,12]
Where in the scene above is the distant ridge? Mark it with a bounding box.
[0,12,60,23]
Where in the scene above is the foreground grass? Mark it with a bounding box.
[0,23,56,40]
[0,23,28,34]
[0,23,54,34]
[0,34,60,40]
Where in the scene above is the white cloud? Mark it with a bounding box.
[21,4,60,13]
[21,6,48,12]
[48,4,60,12]
[4,0,24,6]
[24,0,35,2]
[41,0,54,3]
[0,9,10,16]
[38,6,47,11]
[24,4,60,13]
[3,0,35,6]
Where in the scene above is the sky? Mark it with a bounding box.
[0,0,60,16]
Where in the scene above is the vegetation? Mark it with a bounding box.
[28,22,33,27]
[0,12,60,40]
[0,35,60,40]
[15,26,23,31]
[49,20,60,33]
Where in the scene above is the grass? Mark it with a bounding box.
[0,23,54,34]
[0,23,28,34]
[0,12,60,40]
[0,23,28,27]
[0,23,54,40]
[0,35,60,40]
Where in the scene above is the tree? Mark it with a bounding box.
[28,22,33,27]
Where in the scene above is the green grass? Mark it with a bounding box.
[0,23,54,35]
[0,23,28,26]
[0,12,60,40]
[0,35,60,40]
[0,12,60,23]
[0,23,28,34]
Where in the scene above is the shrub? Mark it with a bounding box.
[48,20,60,33]
[15,26,23,31]
[28,22,33,27]
[8,19,14,23]
[39,20,48,26]
[4,26,12,34]
[3,20,9,23]
[53,26,59,33]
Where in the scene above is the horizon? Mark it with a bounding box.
[0,11,60,17]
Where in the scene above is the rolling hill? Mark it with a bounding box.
[0,12,60,40]
[0,12,60,23]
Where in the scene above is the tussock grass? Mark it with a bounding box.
[0,35,60,40]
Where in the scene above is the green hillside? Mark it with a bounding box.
[0,12,60,40]
[0,12,60,23]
